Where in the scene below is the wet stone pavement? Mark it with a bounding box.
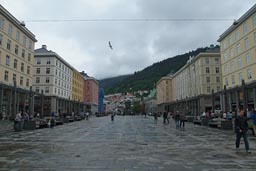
[0,116,256,171]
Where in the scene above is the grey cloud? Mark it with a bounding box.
[1,0,255,79]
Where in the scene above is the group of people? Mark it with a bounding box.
[152,111,186,129]
[15,111,34,122]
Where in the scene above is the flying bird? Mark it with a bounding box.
[109,41,113,50]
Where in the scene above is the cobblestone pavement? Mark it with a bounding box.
[0,116,255,171]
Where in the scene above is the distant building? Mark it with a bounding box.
[98,88,104,113]
[34,45,74,115]
[0,5,37,118]
[80,71,99,114]
[218,4,256,112]
[156,76,173,112]
[143,89,157,114]
[156,48,221,115]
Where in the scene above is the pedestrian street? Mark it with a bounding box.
[0,116,255,171]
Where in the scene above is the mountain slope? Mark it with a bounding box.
[100,45,219,94]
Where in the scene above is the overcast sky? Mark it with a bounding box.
[1,0,255,79]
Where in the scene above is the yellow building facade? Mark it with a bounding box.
[0,5,37,89]
[218,4,256,112]
[0,5,37,118]
[156,76,173,105]
[218,4,256,89]
[72,69,84,102]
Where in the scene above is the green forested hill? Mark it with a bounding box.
[99,45,219,95]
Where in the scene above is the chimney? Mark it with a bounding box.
[42,45,47,49]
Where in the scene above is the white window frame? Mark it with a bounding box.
[246,53,251,65]
[247,69,252,80]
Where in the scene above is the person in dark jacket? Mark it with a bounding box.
[235,109,251,154]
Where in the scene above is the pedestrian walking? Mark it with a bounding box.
[175,112,180,128]
[179,113,185,129]
[166,112,170,124]
[235,109,251,154]
[163,111,168,124]
[154,112,158,124]
[249,110,256,136]
[111,113,115,121]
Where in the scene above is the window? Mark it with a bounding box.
[238,58,242,68]
[251,14,256,27]
[55,78,57,84]
[206,67,210,73]
[244,38,249,49]
[36,77,40,83]
[36,58,41,64]
[21,62,24,72]
[214,58,219,64]
[232,75,235,84]
[236,43,240,53]
[0,17,4,29]
[5,55,10,66]
[55,69,57,75]
[215,67,220,73]
[236,30,240,40]
[45,87,49,93]
[223,53,227,61]
[225,77,229,86]
[14,59,17,69]
[238,72,243,83]
[27,66,30,74]
[7,39,11,50]
[205,58,209,64]
[13,74,16,83]
[26,79,29,87]
[229,35,232,45]
[28,53,31,62]
[0,34,3,46]
[16,31,20,41]
[22,49,25,58]
[15,45,19,55]
[20,76,23,86]
[23,35,26,46]
[246,53,251,64]
[230,61,234,71]
[46,77,50,83]
[224,64,228,74]
[29,40,32,50]
[217,86,221,92]
[216,77,220,83]
[46,68,50,74]
[36,68,40,74]
[8,24,12,36]
[56,60,58,66]
[35,87,39,93]
[247,68,253,80]
[207,86,211,93]
[206,77,210,83]
[55,88,57,94]
[243,23,248,34]
[46,59,51,64]
[223,41,226,49]
[229,48,233,58]
[4,71,8,81]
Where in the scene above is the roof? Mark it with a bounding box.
[218,4,256,42]
[0,5,37,42]
[34,46,74,70]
